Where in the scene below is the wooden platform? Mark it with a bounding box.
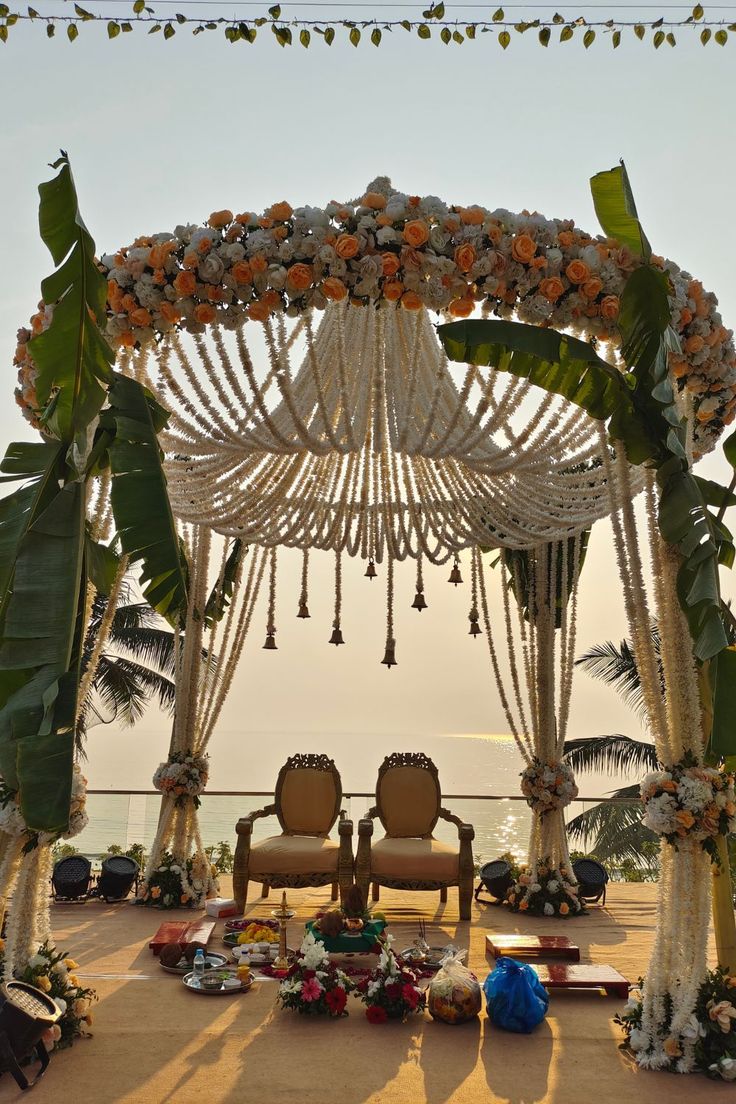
[531,963,630,998]
[485,934,580,961]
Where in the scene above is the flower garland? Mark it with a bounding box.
[0,765,88,849]
[520,757,579,815]
[506,855,583,918]
[136,850,217,908]
[641,756,736,864]
[152,750,209,809]
[356,937,426,1022]
[14,178,735,454]
[617,968,736,1080]
[276,930,352,1017]
[0,939,96,1053]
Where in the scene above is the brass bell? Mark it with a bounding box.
[468,615,482,637]
[411,590,428,611]
[381,639,397,668]
[263,632,277,650]
[448,563,463,586]
[364,559,377,580]
[297,600,310,619]
[329,626,345,646]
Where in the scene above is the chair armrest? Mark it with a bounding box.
[358,816,375,838]
[236,803,277,837]
[439,807,475,841]
[338,817,354,838]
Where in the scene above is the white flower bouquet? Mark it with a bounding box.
[152,750,209,808]
[520,757,578,815]
[641,755,736,862]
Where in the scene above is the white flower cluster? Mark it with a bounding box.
[0,765,88,844]
[641,762,736,848]
[520,757,578,815]
[298,929,331,973]
[152,751,209,803]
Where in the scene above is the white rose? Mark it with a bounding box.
[628,1028,646,1052]
[718,1058,736,1081]
[543,903,554,916]
[198,253,225,284]
[28,954,46,969]
[54,998,67,1015]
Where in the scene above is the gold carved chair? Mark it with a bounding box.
[233,754,354,913]
[356,752,475,921]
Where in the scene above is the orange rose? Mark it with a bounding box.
[581,277,604,300]
[148,242,175,268]
[118,330,135,348]
[335,234,360,260]
[194,303,217,324]
[685,334,705,354]
[286,263,313,291]
[197,236,213,254]
[208,209,233,229]
[401,291,423,310]
[557,230,575,248]
[159,302,181,324]
[152,269,166,286]
[486,223,502,245]
[518,900,529,911]
[362,192,387,210]
[231,261,253,285]
[565,259,590,284]
[182,252,199,270]
[173,270,197,297]
[448,297,474,318]
[251,254,268,274]
[235,212,254,225]
[248,300,271,322]
[262,289,282,309]
[376,213,394,228]
[559,902,570,916]
[322,277,347,302]
[675,809,695,829]
[129,307,152,327]
[459,207,485,226]
[383,280,404,301]
[454,243,477,273]
[539,277,565,303]
[382,253,401,278]
[511,234,537,264]
[403,220,430,248]
[268,201,293,221]
[600,295,620,320]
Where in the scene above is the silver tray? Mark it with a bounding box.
[161,952,229,975]
[182,969,254,995]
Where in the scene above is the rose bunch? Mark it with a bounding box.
[357,937,426,1023]
[506,856,582,918]
[641,757,736,862]
[276,930,352,1017]
[152,751,209,809]
[520,757,578,815]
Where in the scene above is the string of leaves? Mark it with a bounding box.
[1,2,734,47]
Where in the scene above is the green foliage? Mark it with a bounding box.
[205,839,234,873]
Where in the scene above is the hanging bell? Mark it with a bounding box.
[412,590,428,611]
[263,632,278,650]
[381,638,397,669]
[468,612,482,637]
[448,561,463,586]
[364,558,377,580]
[329,625,345,646]
[297,600,310,619]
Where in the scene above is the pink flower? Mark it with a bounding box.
[301,977,323,1003]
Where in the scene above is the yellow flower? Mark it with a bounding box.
[36,974,51,992]
[65,959,79,971]
[68,975,80,988]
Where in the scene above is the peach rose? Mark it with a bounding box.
[235,212,254,225]
[268,201,293,221]
[148,242,175,268]
[581,277,604,300]
[511,234,537,264]
[559,902,570,915]
[118,331,135,349]
[557,230,575,248]
[401,291,423,310]
[173,270,197,297]
[448,297,474,318]
[539,277,565,302]
[182,252,199,269]
[459,207,485,226]
[518,900,529,911]
[251,254,268,274]
[403,220,430,248]
[675,809,695,829]
[322,277,347,302]
[194,303,217,324]
[159,302,181,325]
[684,334,705,354]
[262,290,282,310]
[382,253,401,278]
[197,236,213,254]
[454,242,477,273]
[335,234,360,260]
[600,295,620,320]
[231,261,253,285]
[486,223,502,245]
[362,191,387,210]
[129,307,152,328]
[208,209,233,229]
[248,300,271,322]
[565,259,590,284]
[383,280,404,301]
[376,213,394,227]
[286,263,313,291]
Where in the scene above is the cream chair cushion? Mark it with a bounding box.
[249,834,339,876]
[378,766,439,837]
[280,769,338,835]
[370,836,459,882]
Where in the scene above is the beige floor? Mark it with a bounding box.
[1,879,731,1104]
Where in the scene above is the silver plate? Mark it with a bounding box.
[160,952,228,975]
[182,969,253,995]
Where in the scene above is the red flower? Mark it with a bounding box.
[303,969,316,980]
[384,983,402,1001]
[366,1005,388,1024]
[325,986,348,1016]
[402,984,419,1010]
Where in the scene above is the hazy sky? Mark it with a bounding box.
[1,7,735,788]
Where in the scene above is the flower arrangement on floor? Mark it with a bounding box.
[136,850,218,908]
[520,758,578,816]
[506,855,583,918]
[14,178,736,453]
[357,937,426,1023]
[276,930,352,1017]
[152,751,209,809]
[616,967,736,1079]
[0,765,88,850]
[0,939,96,1053]
[641,756,736,863]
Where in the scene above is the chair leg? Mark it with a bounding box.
[372,883,380,902]
[331,881,339,901]
[261,883,270,898]
[440,886,448,903]
[459,880,473,922]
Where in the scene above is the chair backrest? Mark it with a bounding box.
[274,754,342,836]
[375,752,441,838]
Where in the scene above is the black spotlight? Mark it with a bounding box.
[0,980,61,1090]
[52,856,92,903]
[97,855,139,903]
[474,859,514,904]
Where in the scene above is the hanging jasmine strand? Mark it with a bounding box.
[381,555,397,669]
[263,547,278,650]
[329,549,345,646]
[297,548,310,619]
[469,548,481,637]
[412,548,427,611]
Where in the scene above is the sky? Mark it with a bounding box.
[1,4,735,789]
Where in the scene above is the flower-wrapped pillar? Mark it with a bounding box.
[140,528,266,908]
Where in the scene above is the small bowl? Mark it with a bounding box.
[222,977,242,990]
[256,942,271,953]
[200,973,225,991]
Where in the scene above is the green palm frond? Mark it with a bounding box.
[574,625,663,719]
[564,733,658,777]
[567,795,657,864]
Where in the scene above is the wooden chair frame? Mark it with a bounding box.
[355,752,475,921]
[233,753,354,912]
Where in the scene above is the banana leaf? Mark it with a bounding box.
[590,161,651,262]
[712,647,736,760]
[205,538,245,626]
[105,372,188,624]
